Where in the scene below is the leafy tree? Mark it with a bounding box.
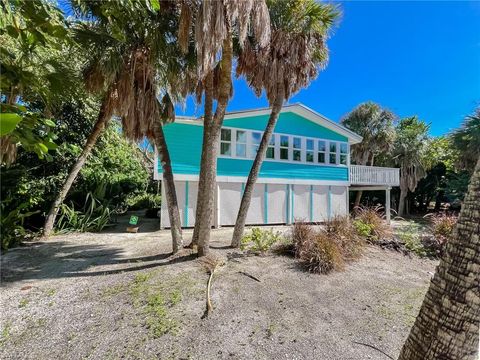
[341,102,397,207]
[393,116,430,216]
[398,157,480,359]
[451,107,480,174]
[231,0,340,248]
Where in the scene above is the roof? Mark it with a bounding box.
[174,103,363,144]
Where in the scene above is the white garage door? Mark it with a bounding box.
[267,184,288,224]
[292,184,310,223]
[312,185,328,222]
[331,186,347,217]
[245,183,266,225]
[218,182,242,226]
[185,181,198,227]
[161,180,186,228]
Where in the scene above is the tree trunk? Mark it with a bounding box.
[398,187,408,217]
[354,191,363,209]
[153,121,183,253]
[190,71,214,248]
[398,158,480,360]
[194,37,232,257]
[43,100,111,236]
[231,87,284,248]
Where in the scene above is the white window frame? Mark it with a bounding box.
[220,128,232,156]
[218,126,350,168]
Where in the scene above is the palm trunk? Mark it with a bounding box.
[398,187,408,216]
[153,121,183,253]
[231,87,284,248]
[43,99,111,236]
[191,71,214,248]
[398,158,480,360]
[194,37,232,257]
[354,191,363,209]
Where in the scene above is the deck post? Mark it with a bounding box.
[385,186,391,224]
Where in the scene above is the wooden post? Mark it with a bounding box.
[386,186,391,224]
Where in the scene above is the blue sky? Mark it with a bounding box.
[178,1,480,136]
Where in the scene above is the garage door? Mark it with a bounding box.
[312,185,328,222]
[267,184,288,224]
[218,182,242,226]
[245,183,266,225]
[292,184,310,223]
[331,186,347,217]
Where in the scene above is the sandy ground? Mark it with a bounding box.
[0,221,437,360]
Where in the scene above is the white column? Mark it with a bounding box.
[214,183,221,228]
[385,187,391,224]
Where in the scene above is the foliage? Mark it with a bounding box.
[451,108,480,174]
[396,223,428,257]
[426,213,457,244]
[241,227,284,254]
[126,193,161,211]
[0,201,38,250]
[341,102,397,166]
[290,218,365,274]
[55,192,112,233]
[353,205,392,242]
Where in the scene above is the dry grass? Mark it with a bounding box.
[425,213,457,244]
[353,205,392,243]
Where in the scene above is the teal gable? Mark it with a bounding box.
[158,106,357,182]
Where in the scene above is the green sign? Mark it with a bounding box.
[129,215,139,225]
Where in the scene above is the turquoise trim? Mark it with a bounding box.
[264,184,268,224]
[291,184,295,223]
[327,186,332,220]
[184,181,189,226]
[309,185,313,222]
[286,184,290,223]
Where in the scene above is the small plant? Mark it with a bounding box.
[296,230,344,274]
[126,193,161,210]
[353,205,392,242]
[397,224,428,257]
[55,192,112,233]
[241,228,284,254]
[426,213,457,244]
[18,298,29,308]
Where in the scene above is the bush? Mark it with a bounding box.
[290,217,364,274]
[427,213,457,243]
[241,228,284,254]
[353,205,392,242]
[396,223,429,257]
[126,193,161,210]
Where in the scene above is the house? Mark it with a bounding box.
[154,104,399,228]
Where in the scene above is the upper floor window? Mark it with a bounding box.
[236,130,247,157]
[318,140,326,164]
[306,139,314,163]
[220,129,231,156]
[293,137,302,161]
[266,135,275,159]
[329,142,337,164]
[340,143,348,165]
[251,132,261,158]
[280,135,289,160]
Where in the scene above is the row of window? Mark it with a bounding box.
[219,128,349,165]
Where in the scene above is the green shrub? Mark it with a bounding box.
[397,224,428,257]
[126,193,161,210]
[353,205,392,242]
[55,192,112,233]
[0,202,38,250]
[241,227,284,254]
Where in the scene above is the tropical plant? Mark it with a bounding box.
[231,0,339,247]
[182,0,271,256]
[240,227,284,254]
[0,201,38,250]
[341,102,397,207]
[398,158,480,360]
[352,205,392,242]
[393,116,430,216]
[451,107,480,174]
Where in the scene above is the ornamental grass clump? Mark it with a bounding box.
[290,217,364,274]
[353,205,392,243]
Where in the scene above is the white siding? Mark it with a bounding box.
[331,186,347,217]
[246,184,265,225]
[293,185,310,222]
[312,185,329,222]
[219,182,242,226]
[186,181,198,227]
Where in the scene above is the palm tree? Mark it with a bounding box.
[43,1,188,252]
[398,157,480,359]
[231,0,339,248]
[451,107,480,174]
[393,116,429,216]
[179,0,271,256]
[341,102,396,208]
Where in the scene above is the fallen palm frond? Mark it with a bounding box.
[200,254,225,318]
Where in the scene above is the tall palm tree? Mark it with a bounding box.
[43,1,189,253]
[231,0,339,247]
[341,102,396,208]
[393,116,429,216]
[398,157,480,359]
[451,107,480,174]
[179,0,271,256]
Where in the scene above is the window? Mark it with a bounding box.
[293,137,301,161]
[317,140,326,163]
[220,129,231,156]
[329,142,337,164]
[280,135,289,160]
[306,139,314,163]
[236,130,247,157]
[340,143,348,165]
[251,132,261,158]
[266,135,275,159]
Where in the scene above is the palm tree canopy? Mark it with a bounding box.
[341,102,397,165]
[236,0,340,104]
[451,107,480,173]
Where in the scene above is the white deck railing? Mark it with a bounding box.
[349,165,400,186]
